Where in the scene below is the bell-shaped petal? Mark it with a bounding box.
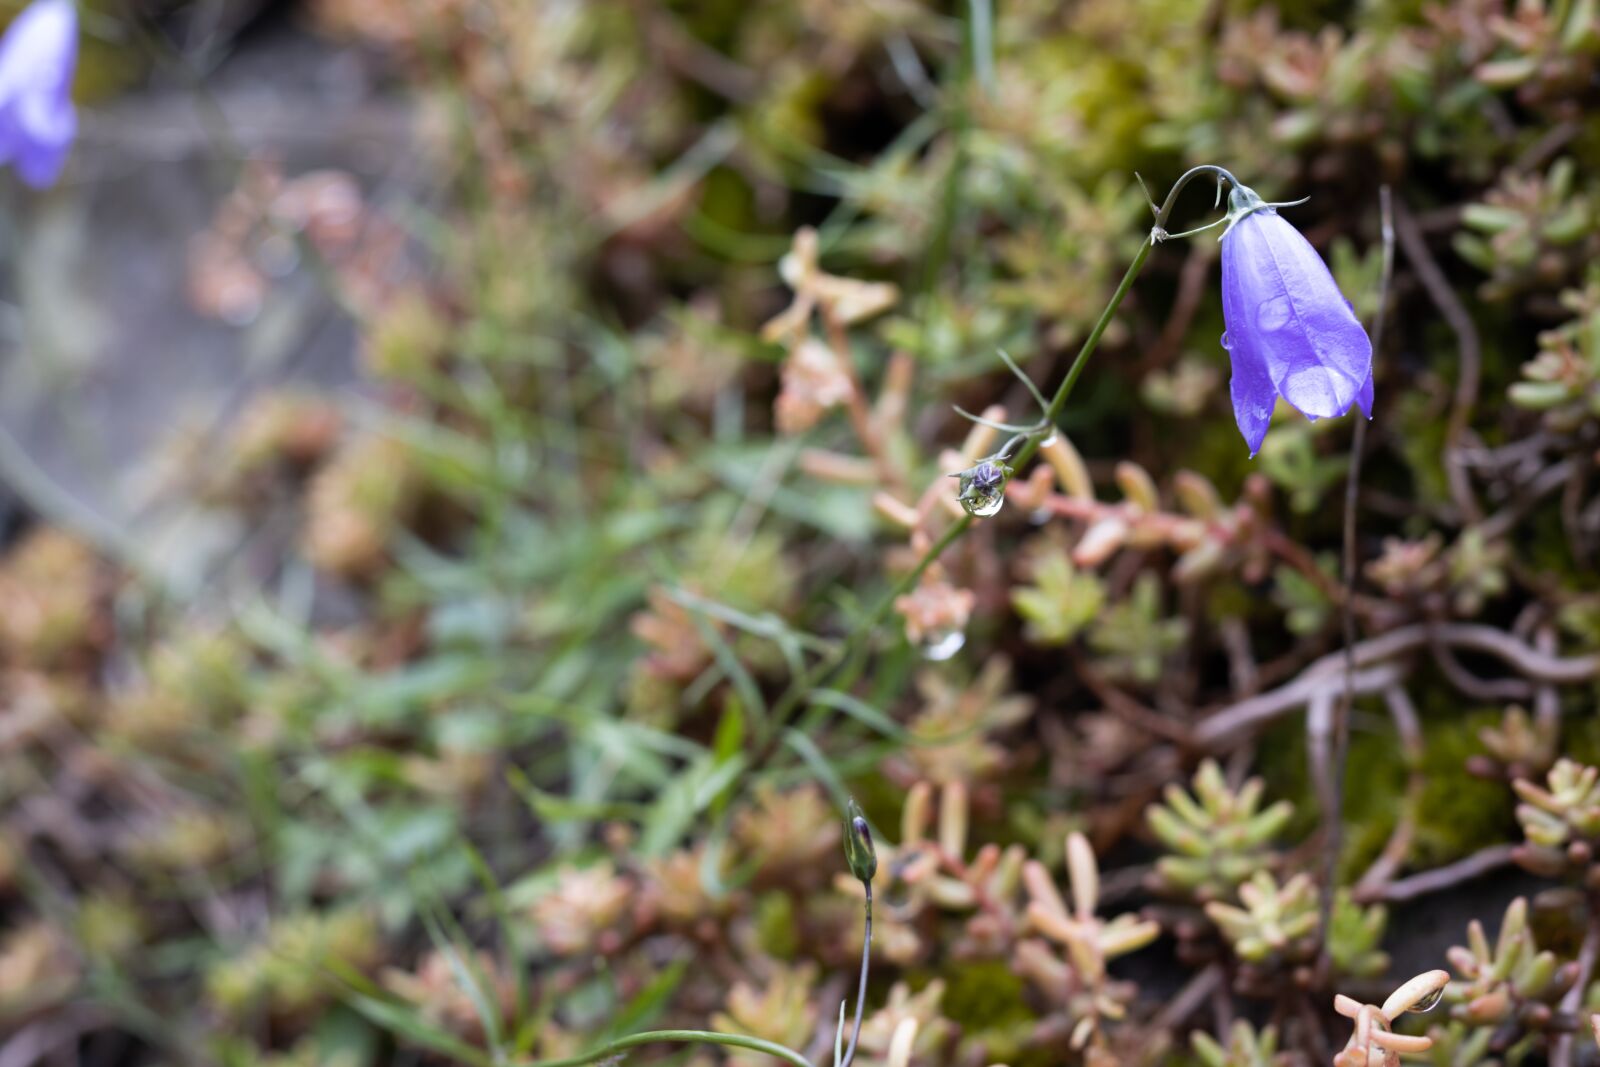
[0,0,78,189]
[1220,203,1372,454]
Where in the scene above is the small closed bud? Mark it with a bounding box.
[1074,517,1129,567]
[1173,470,1223,520]
[842,797,877,883]
[886,1018,918,1067]
[1066,831,1099,920]
[1461,989,1511,1025]
[1114,462,1160,513]
[903,781,932,844]
[1381,970,1448,1018]
[1174,540,1227,584]
[939,781,969,858]
[1041,433,1094,500]
[952,458,1014,518]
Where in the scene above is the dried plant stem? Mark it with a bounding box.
[1354,687,1424,896]
[1319,185,1394,955]
[1353,844,1516,904]
[1196,623,1599,746]
[1150,964,1224,1047]
[1551,899,1600,1067]
[1392,196,1482,523]
[823,310,899,494]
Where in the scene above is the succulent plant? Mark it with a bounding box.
[1205,870,1320,966]
[711,962,819,1067]
[1470,705,1559,782]
[1147,760,1293,902]
[1512,760,1600,881]
[1329,891,1391,980]
[1192,1020,1287,1067]
[1454,159,1595,302]
[1442,897,1577,1032]
[1018,832,1160,1051]
[1333,970,1450,1067]
[1507,268,1600,433]
[1422,1021,1496,1067]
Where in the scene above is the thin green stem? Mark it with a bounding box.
[1015,237,1154,468]
[838,882,873,1067]
[762,516,971,739]
[758,166,1236,759]
[510,888,877,1067]
[515,1030,812,1067]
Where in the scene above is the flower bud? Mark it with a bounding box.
[953,459,1014,518]
[1114,462,1160,513]
[841,798,877,883]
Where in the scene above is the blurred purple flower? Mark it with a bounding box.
[1220,187,1372,456]
[0,0,77,189]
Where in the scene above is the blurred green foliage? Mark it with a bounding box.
[5,0,1600,1063]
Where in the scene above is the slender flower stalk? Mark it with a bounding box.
[837,800,876,1067]
[499,802,881,1067]
[755,165,1249,754]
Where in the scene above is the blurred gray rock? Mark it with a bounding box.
[0,13,419,593]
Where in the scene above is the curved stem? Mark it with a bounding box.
[838,882,873,1067]
[516,1030,812,1067]
[995,432,1033,461]
[1150,165,1242,234]
[762,514,973,739]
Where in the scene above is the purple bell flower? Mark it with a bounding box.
[1219,185,1373,456]
[0,0,78,189]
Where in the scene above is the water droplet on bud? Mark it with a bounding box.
[966,492,1004,518]
[955,459,1011,518]
[1412,986,1446,1013]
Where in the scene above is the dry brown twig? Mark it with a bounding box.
[1196,623,1599,747]
[1392,197,1482,525]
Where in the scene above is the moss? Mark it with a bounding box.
[1258,694,1515,878]
[1562,712,1600,767]
[755,891,799,961]
[926,959,1056,1067]
[1525,506,1600,592]
[936,959,1034,1034]
[1410,705,1519,868]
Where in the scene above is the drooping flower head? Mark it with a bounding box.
[0,0,78,189]
[1219,183,1372,455]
